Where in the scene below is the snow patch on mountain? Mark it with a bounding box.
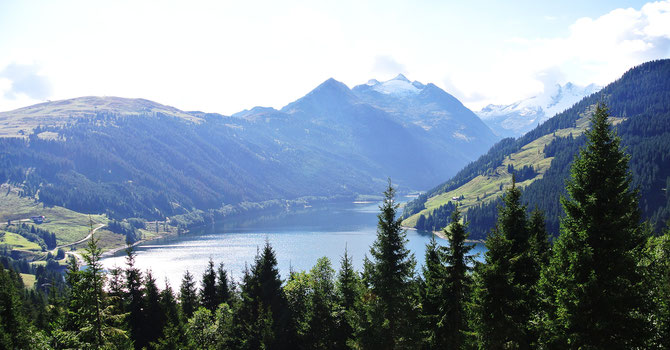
[368,74,422,96]
[477,82,601,137]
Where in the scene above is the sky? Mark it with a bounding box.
[1,0,669,115]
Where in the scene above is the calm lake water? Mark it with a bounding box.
[101,199,487,288]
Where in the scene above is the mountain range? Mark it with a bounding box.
[403,59,670,238]
[477,82,601,138]
[0,75,498,220]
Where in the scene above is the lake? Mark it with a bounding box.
[100,199,487,288]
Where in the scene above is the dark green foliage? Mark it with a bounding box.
[236,241,294,350]
[541,103,650,348]
[441,208,475,349]
[528,208,551,269]
[361,180,418,349]
[419,236,445,348]
[403,137,519,218]
[306,257,338,349]
[5,150,670,348]
[66,229,130,348]
[200,258,218,312]
[473,179,542,348]
[472,225,517,348]
[645,228,670,348]
[143,271,166,347]
[0,264,31,348]
[335,247,362,349]
[284,270,310,347]
[507,164,537,182]
[124,248,146,349]
[464,197,502,239]
[153,281,185,349]
[215,262,231,307]
[414,201,456,232]
[408,59,670,238]
[4,223,57,251]
[179,270,198,319]
[108,220,141,244]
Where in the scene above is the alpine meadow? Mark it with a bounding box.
[2,1,670,349]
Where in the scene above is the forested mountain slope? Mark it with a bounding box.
[403,59,670,238]
[0,78,497,220]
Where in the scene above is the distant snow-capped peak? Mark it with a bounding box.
[479,82,601,119]
[367,74,424,96]
[477,82,602,137]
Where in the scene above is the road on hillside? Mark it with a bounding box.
[56,223,105,249]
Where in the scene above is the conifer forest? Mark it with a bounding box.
[2,104,670,349]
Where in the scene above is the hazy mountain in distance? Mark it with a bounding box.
[403,59,670,238]
[0,76,499,220]
[352,74,499,160]
[477,82,601,138]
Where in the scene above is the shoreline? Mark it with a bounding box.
[402,226,485,244]
[100,198,381,258]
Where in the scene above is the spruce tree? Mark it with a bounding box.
[200,258,218,312]
[215,262,231,306]
[541,103,649,348]
[646,228,670,348]
[419,235,445,348]
[67,229,129,348]
[179,270,198,319]
[441,207,474,349]
[361,179,418,349]
[0,264,31,348]
[143,270,166,347]
[307,257,337,349]
[124,247,145,349]
[335,247,362,349]
[152,281,185,349]
[474,178,540,348]
[528,208,550,270]
[472,225,516,349]
[235,241,294,350]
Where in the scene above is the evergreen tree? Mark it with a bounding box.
[66,228,129,348]
[419,235,445,348]
[179,270,198,319]
[0,264,31,348]
[646,228,670,348]
[284,270,311,347]
[215,262,231,307]
[528,208,550,270]
[235,241,294,350]
[307,257,337,349]
[441,207,474,349]
[200,258,218,312]
[143,270,166,347]
[541,103,650,348]
[124,247,145,349]
[473,178,540,348]
[107,266,125,316]
[335,247,362,349]
[361,179,418,349]
[153,281,185,349]
[472,225,517,348]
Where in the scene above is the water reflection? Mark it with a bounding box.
[101,199,485,288]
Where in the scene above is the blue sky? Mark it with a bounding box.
[1,0,668,114]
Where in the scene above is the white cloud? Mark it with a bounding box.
[449,1,670,110]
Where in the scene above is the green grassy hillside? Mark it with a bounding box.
[403,59,670,239]
[403,113,594,227]
[0,184,108,245]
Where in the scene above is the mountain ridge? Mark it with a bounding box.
[477,82,601,138]
[403,59,670,238]
[0,75,498,221]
